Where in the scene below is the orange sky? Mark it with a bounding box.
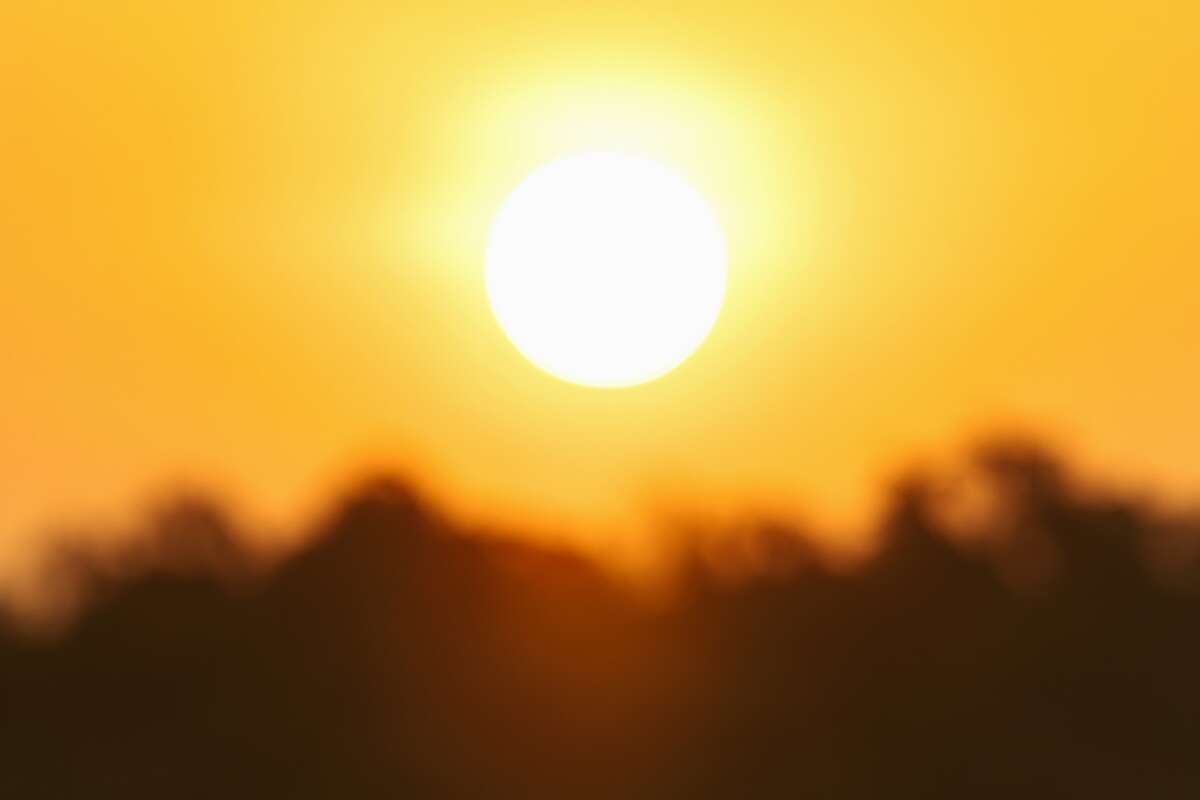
[3,1,1199,581]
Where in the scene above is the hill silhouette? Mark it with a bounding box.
[2,439,1199,797]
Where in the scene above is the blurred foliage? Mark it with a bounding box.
[2,439,1199,797]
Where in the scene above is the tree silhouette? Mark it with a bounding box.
[2,439,1198,797]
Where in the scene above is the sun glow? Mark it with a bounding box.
[485,151,727,388]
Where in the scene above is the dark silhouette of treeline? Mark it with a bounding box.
[2,439,1199,797]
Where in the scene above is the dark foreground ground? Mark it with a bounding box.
[2,440,1199,797]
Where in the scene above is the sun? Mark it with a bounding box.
[485,152,727,388]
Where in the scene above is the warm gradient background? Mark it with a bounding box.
[3,1,1198,583]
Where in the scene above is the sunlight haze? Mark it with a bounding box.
[2,1,1198,582]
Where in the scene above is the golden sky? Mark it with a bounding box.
[3,1,1198,577]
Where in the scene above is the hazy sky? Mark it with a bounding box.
[3,1,1198,577]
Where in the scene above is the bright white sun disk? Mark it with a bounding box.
[485,152,727,388]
